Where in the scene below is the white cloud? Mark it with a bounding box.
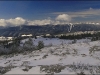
[0,17,54,26]
[52,8,100,18]
[6,17,26,26]
[89,7,93,10]
[0,17,26,26]
[0,15,72,27]
[0,19,7,26]
[56,14,71,21]
[27,18,52,25]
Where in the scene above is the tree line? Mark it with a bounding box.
[59,32,100,41]
[0,37,44,55]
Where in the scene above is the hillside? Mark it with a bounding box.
[0,38,100,74]
[1,24,100,37]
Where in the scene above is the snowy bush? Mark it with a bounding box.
[23,38,35,51]
[77,72,86,75]
[68,62,100,74]
[9,45,23,54]
[0,64,15,74]
[0,45,9,55]
[40,64,66,73]
[72,39,77,44]
[37,41,44,50]
[42,54,48,59]
[89,46,100,54]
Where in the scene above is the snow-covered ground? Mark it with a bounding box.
[1,37,100,74]
[21,37,91,46]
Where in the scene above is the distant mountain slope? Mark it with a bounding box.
[0,24,100,37]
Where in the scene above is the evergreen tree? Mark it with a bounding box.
[35,36,37,39]
[23,38,35,51]
[37,41,44,49]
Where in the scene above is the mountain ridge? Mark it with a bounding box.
[1,24,100,37]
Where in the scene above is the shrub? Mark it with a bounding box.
[72,39,77,44]
[77,72,86,75]
[23,38,35,51]
[37,41,44,50]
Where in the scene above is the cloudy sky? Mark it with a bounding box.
[0,1,100,26]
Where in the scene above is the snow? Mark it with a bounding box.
[21,37,91,46]
[0,37,100,74]
[6,66,46,74]
[0,36,13,41]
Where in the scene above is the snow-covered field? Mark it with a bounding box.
[1,37,100,74]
